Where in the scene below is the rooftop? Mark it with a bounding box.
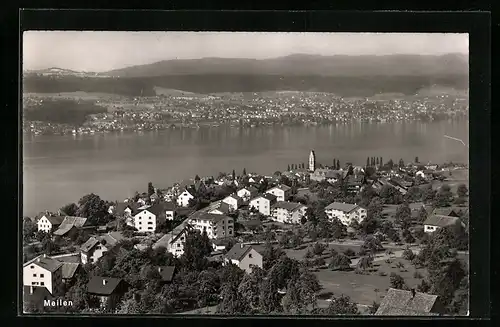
[87,276,125,296]
[24,254,63,273]
[157,266,176,282]
[267,184,291,192]
[272,201,304,212]
[225,243,255,261]
[423,214,461,228]
[61,262,80,279]
[325,202,360,213]
[375,288,440,316]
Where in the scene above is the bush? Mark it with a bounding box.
[343,248,356,257]
[314,257,326,267]
[304,249,314,259]
[313,242,326,255]
[402,248,415,261]
[378,271,387,276]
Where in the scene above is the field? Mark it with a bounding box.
[314,257,427,306]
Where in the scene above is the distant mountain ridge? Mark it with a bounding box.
[99,53,469,78]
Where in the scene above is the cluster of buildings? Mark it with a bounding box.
[23,91,468,136]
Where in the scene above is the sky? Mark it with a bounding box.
[23,32,469,72]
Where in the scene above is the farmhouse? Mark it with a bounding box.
[423,215,464,233]
[208,201,231,215]
[324,202,367,226]
[271,201,307,224]
[224,243,263,274]
[37,215,65,233]
[80,231,124,264]
[249,193,277,216]
[177,189,195,207]
[86,276,129,310]
[52,216,93,238]
[222,194,243,211]
[376,288,444,316]
[153,223,192,257]
[133,202,171,233]
[23,254,64,296]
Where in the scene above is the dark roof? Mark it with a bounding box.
[325,202,360,213]
[272,201,304,212]
[431,208,460,217]
[157,266,176,282]
[376,307,439,316]
[80,237,100,252]
[245,186,258,193]
[190,211,230,223]
[61,262,80,279]
[53,224,75,236]
[423,215,461,228]
[153,223,191,249]
[24,255,63,273]
[114,202,139,215]
[224,194,242,201]
[50,253,81,263]
[376,288,439,316]
[43,215,65,225]
[258,193,277,202]
[61,216,89,227]
[225,244,254,261]
[81,232,124,252]
[268,184,291,192]
[23,286,54,303]
[87,276,125,296]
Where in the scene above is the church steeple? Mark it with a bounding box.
[309,150,316,172]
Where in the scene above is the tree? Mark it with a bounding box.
[399,158,405,168]
[402,247,415,261]
[379,185,403,204]
[429,257,467,306]
[376,157,380,166]
[360,235,384,255]
[369,301,380,314]
[41,235,60,254]
[181,230,212,271]
[433,187,453,208]
[312,242,326,255]
[417,279,431,293]
[242,168,247,176]
[395,202,412,229]
[387,159,394,170]
[217,283,251,314]
[60,203,78,216]
[305,207,318,227]
[448,276,469,315]
[405,186,422,202]
[287,164,291,171]
[329,253,352,271]
[456,184,468,197]
[390,273,407,290]
[258,278,282,313]
[196,270,220,308]
[322,295,358,315]
[402,229,415,244]
[415,156,419,163]
[336,159,340,170]
[147,182,155,197]
[262,242,285,271]
[76,193,109,225]
[238,267,265,309]
[417,206,428,224]
[232,169,236,181]
[366,157,370,167]
[23,218,38,243]
[422,185,437,204]
[356,255,373,272]
[367,197,383,219]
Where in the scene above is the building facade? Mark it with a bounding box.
[309,150,316,172]
[177,189,195,207]
[188,212,234,239]
[324,202,367,226]
[23,255,64,296]
[271,202,307,224]
[249,193,277,216]
[265,185,291,202]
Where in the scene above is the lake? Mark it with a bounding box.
[22,120,468,217]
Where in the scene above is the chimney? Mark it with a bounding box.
[30,286,34,294]
[240,243,244,248]
[102,279,108,285]
[411,288,416,298]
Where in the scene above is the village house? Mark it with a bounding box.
[37,215,65,233]
[428,207,461,218]
[222,194,243,211]
[80,232,124,265]
[344,175,364,194]
[187,212,234,239]
[249,193,277,216]
[271,201,307,224]
[133,202,170,233]
[52,216,94,239]
[177,188,195,207]
[23,254,64,296]
[223,243,263,273]
[50,253,83,285]
[324,202,367,226]
[376,288,444,316]
[153,222,192,257]
[86,276,129,310]
[423,215,464,233]
[236,186,258,202]
[310,168,344,183]
[265,184,292,202]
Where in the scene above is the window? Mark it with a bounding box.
[229,230,232,235]
[40,282,44,286]
[148,227,153,230]
[30,266,34,269]
[33,274,37,277]
[248,253,253,258]
[148,221,153,225]
[40,274,44,278]
[31,282,36,285]
[177,243,181,248]
[180,237,184,241]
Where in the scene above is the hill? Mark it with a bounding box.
[101,53,468,78]
[23,73,468,98]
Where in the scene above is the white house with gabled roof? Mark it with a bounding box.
[324,202,367,226]
[37,215,65,233]
[23,254,64,295]
[265,184,292,202]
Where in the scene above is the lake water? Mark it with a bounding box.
[23,120,468,217]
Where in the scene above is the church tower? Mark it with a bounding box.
[309,150,316,172]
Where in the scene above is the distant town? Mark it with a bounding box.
[23,151,469,315]
[22,91,468,136]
